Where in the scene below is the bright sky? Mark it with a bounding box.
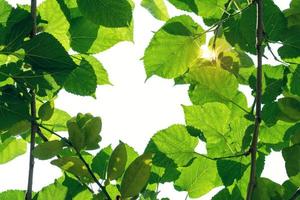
[0,0,292,199]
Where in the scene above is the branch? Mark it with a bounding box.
[246,0,264,199]
[25,0,37,199]
[36,128,94,193]
[289,188,300,200]
[38,124,112,200]
[196,150,250,161]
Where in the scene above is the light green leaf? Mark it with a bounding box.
[151,124,198,166]
[37,182,67,200]
[183,103,250,157]
[0,138,27,164]
[38,0,70,49]
[175,156,221,198]
[44,109,71,132]
[38,101,55,121]
[120,153,153,198]
[33,140,64,160]
[141,0,169,21]
[0,190,25,200]
[188,66,238,105]
[69,16,133,54]
[144,15,205,78]
[77,0,132,27]
[107,142,127,180]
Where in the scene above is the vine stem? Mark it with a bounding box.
[38,124,112,200]
[25,0,37,199]
[246,0,264,199]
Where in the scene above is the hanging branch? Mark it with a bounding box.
[38,124,112,200]
[36,128,94,193]
[25,0,38,199]
[246,0,264,199]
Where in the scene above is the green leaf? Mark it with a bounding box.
[175,156,221,198]
[278,26,300,64]
[73,54,111,85]
[284,0,300,28]
[151,124,198,166]
[144,15,205,78]
[260,121,292,146]
[224,0,286,54]
[69,16,133,54]
[253,178,284,200]
[0,190,25,200]
[188,66,238,105]
[0,138,27,164]
[64,57,97,96]
[38,0,70,49]
[82,116,102,149]
[38,101,55,121]
[23,32,76,75]
[91,145,113,179]
[282,144,300,177]
[194,0,228,22]
[107,142,127,180]
[0,86,30,130]
[73,190,93,200]
[51,156,92,182]
[77,0,133,27]
[7,120,31,136]
[288,65,300,95]
[167,0,197,13]
[278,97,300,122]
[33,140,64,160]
[183,103,251,157]
[120,153,153,198]
[141,0,169,21]
[67,118,85,151]
[44,109,71,132]
[37,182,68,200]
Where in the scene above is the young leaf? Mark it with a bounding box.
[33,140,64,160]
[77,0,133,27]
[120,153,153,198]
[82,117,102,149]
[67,119,85,151]
[144,15,205,78]
[38,101,55,121]
[107,142,127,180]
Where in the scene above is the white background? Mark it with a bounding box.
[0,0,292,199]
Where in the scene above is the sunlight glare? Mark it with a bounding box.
[200,45,216,60]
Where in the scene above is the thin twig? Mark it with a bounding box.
[289,188,300,200]
[246,0,264,199]
[25,0,37,199]
[196,150,250,161]
[36,128,94,193]
[38,124,112,200]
